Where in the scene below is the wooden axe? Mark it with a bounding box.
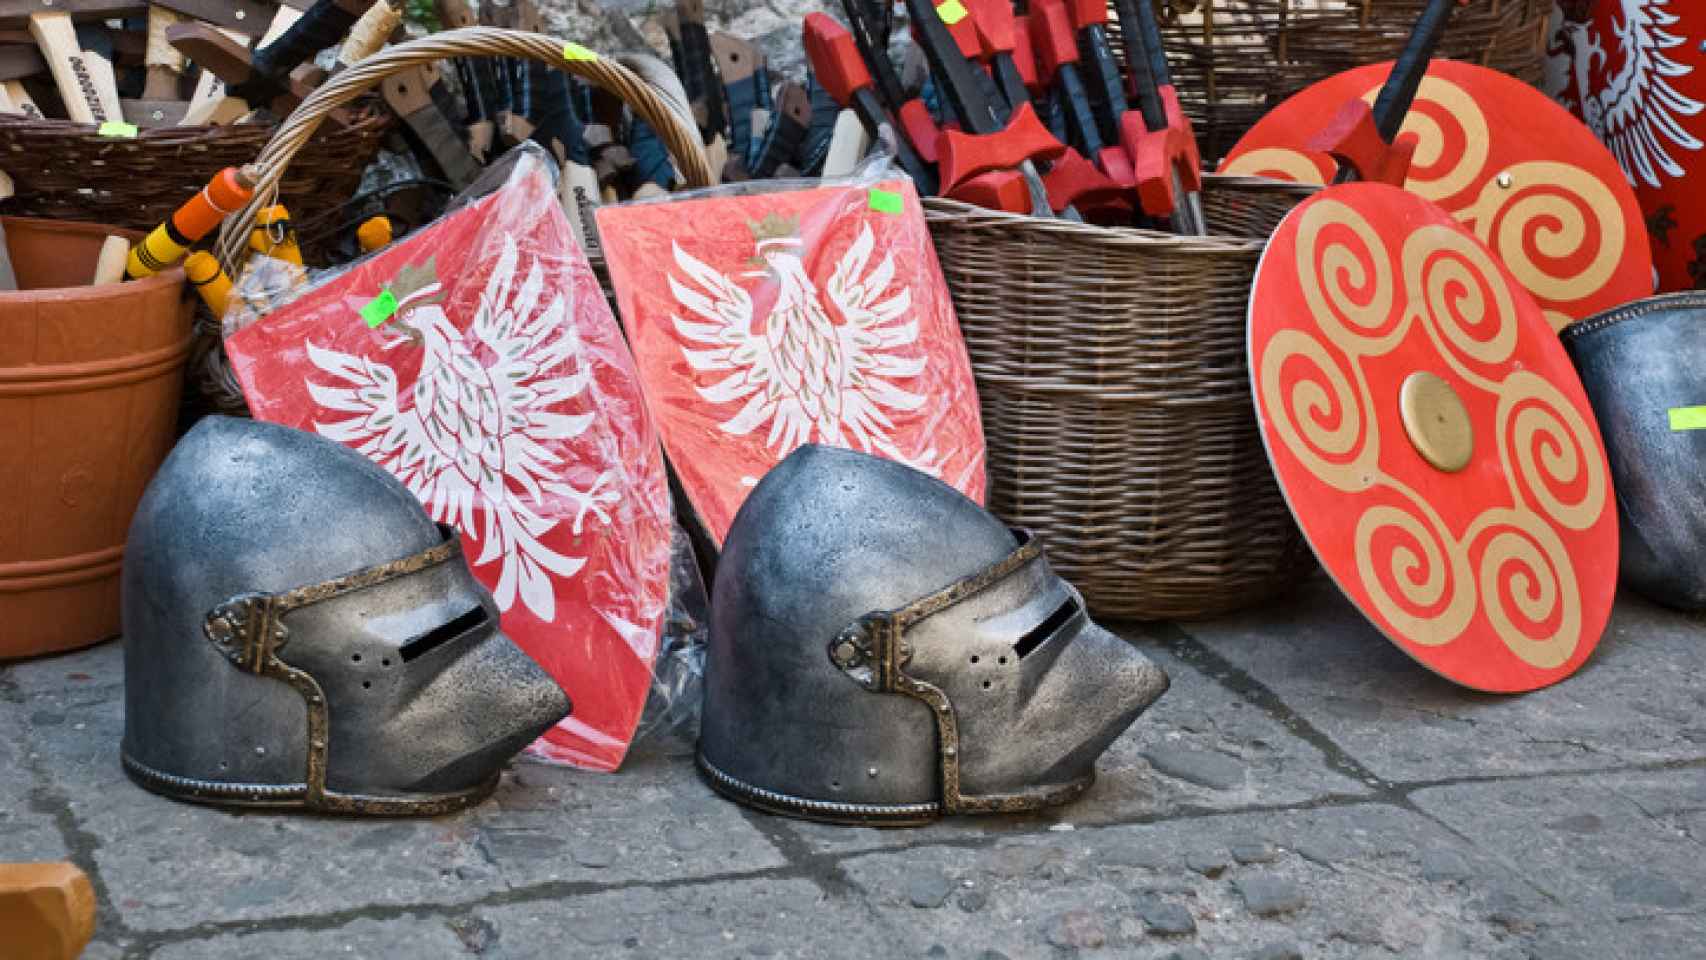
[5,1,124,124]
[1311,0,1465,185]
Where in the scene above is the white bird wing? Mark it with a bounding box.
[1598,0,1705,188]
[305,338,462,519]
[667,241,789,438]
[461,234,599,622]
[822,223,939,473]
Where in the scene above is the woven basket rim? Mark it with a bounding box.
[923,174,1316,252]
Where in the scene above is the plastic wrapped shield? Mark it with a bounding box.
[595,174,987,545]
[225,150,674,771]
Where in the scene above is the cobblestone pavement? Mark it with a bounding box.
[5,576,1705,958]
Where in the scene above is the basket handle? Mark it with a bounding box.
[215,27,714,269]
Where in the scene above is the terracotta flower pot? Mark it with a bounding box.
[0,216,191,659]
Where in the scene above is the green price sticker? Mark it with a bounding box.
[936,0,969,24]
[868,188,904,214]
[563,42,600,62]
[1668,405,1706,431]
[361,288,399,328]
[98,121,139,138]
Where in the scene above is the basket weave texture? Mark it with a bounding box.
[1125,0,1551,166]
[0,114,390,263]
[189,27,710,418]
[924,174,1318,621]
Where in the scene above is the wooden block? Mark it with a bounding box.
[0,863,96,960]
[91,235,128,285]
[142,5,184,99]
[30,10,122,123]
[0,2,147,28]
[0,76,41,117]
[122,96,189,126]
[337,0,398,68]
[152,0,279,37]
[822,108,871,178]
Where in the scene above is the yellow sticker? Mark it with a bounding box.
[98,121,139,138]
[936,0,969,24]
[563,42,600,62]
[1669,405,1706,431]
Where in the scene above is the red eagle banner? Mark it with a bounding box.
[225,153,674,771]
[1544,0,1706,293]
[594,177,987,544]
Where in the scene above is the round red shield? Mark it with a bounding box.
[1249,183,1618,692]
[1223,59,1652,330]
[1543,0,1706,293]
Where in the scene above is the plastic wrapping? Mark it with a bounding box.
[594,157,988,545]
[222,144,680,771]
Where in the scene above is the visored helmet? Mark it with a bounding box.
[121,417,570,815]
[698,445,1169,824]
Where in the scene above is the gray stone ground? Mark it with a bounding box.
[6,574,1706,958]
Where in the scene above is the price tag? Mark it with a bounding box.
[563,43,600,62]
[868,188,904,214]
[361,288,399,328]
[98,121,139,138]
[936,0,969,24]
[1668,405,1706,431]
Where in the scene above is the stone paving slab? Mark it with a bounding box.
[839,804,1537,959]
[1410,767,1706,959]
[473,876,905,959]
[468,739,789,890]
[782,644,1376,856]
[148,915,472,960]
[8,641,781,934]
[0,688,68,863]
[1178,577,1706,783]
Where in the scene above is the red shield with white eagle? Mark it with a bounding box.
[594,178,987,544]
[224,153,673,771]
[1543,0,1706,292]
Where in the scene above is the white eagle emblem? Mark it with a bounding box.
[667,216,939,473]
[304,236,618,623]
[1547,0,1705,188]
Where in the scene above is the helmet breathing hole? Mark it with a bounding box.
[1013,597,1081,660]
[381,658,391,668]
[969,655,979,664]
[981,680,992,690]
[830,779,842,791]
[362,680,372,690]
[400,606,489,662]
[351,653,362,663]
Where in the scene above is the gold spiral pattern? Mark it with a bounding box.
[1495,371,1608,532]
[1359,76,1490,205]
[1295,199,1402,355]
[1468,510,1581,670]
[1258,329,1378,493]
[1259,191,1612,680]
[1458,162,1628,332]
[1353,500,1476,646]
[1401,224,1519,384]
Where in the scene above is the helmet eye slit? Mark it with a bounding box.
[1013,597,1080,660]
[399,606,489,663]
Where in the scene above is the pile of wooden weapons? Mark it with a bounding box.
[791,0,1208,232]
[0,0,403,128]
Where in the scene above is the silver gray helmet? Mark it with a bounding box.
[697,445,1169,825]
[121,416,571,816]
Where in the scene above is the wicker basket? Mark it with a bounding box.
[188,27,710,417]
[1122,0,1551,166]
[0,114,390,264]
[924,174,1318,621]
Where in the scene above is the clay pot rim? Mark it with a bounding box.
[0,214,186,299]
[1561,291,1706,345]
